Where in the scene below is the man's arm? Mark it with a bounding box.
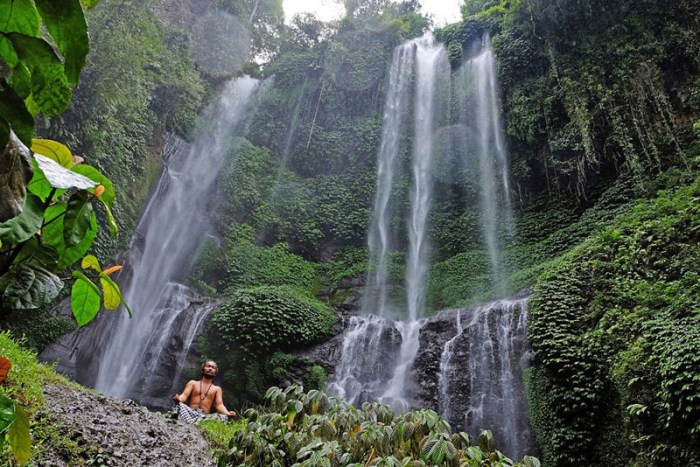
[213,387,236,417]
[173,380,195,403]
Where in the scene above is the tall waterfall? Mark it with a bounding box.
[95,77,261,398]
[361,43,414,318]
[455,36,513,292]
[328,34,449,412]
[326,35,534,457]
[40,77,262,407]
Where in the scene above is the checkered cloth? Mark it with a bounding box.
[177,403,204,424]
[176,403,230,424]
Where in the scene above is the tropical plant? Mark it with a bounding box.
[0,0,96,152]
[0,4,129,463]
[217,384,540,466]
[0,138,128,326]
[0,356,29,465]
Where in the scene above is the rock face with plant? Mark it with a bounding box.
[526,163,700,465]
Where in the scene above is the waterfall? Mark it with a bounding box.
[328,34,448,412]
[438,307,462,419]
[455,36,513,293]
[435,299,533,459]
[406,37,445,322]
[362,43,414,318]
[325,34,534,456]
[94,77,261,399]
[40,77,262,406]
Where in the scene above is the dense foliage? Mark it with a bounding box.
[217,384,540,467]
[527,158,700,465]
[203,286,336,405]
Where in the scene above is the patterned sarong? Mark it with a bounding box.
[177,403,204,424]
[176,403,230,424]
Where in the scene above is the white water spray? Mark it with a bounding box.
[94,78,261,398]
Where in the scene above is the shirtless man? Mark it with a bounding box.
[172,360,236,420]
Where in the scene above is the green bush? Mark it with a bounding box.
[208,286,336,355]
[218,384,540,467]
[527,173,700,465]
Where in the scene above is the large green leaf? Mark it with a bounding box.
[34,0,89,86]
[0,36,19,68]
[70,164,118,235]
[0,194,43,244]
[0,80,34,145]
[26,158,66,201]
[0,394,16,434]
[7,62,31,99]
[2,263,63,309]
[31,138,73,168]
[6,33,71,116]
[59,215,96,268]
[42,201,98,269]
[71,164,116,207]
[34,153,95,190]
[63,191,93,247]
[71,164,115,207]
[99,273,120,310]
[12,236,58,269]
[71,270,101,326]
[80,0,99,8]
[0,0,40,36]
[8,403,30,465]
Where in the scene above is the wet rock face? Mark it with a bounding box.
[39,286,218,411]
[39,385,215,466]
[412,308,460,411]
[294,315,348,371]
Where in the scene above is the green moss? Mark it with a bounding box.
[527,171,700,464]
[0,332,92,464]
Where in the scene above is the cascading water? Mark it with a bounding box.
[455,36,513,292]
[40,77,262,407]
[327,34,535,457]
[95,77,261,399]
[432,37,534,457]
[327,34,449,412]
[435,299,534,459]
[361,43,414,318]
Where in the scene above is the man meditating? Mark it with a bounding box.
[172,360,236,423]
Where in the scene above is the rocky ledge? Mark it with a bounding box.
[38,385,215,466]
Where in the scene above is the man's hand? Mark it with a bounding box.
[172,393,181,402]
[226,410,236,418]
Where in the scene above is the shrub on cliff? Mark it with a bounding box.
[527,164,700,465]
[208,285,336,355]
[203,286,337,405]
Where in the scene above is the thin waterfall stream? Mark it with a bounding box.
[328,33,449,412]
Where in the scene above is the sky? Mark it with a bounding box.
[282,0,463,26]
